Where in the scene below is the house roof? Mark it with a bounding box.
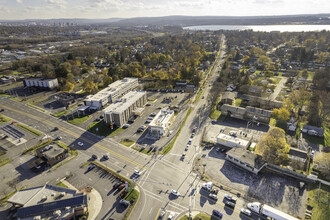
[226,148,266,169]
[289,147,307,159]
[220,104,246,114]
[246,106,272,117]
[303,125,324,135]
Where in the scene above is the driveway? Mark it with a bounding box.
[269,77,287,101]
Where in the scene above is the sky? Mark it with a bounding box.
[0,0,329,20]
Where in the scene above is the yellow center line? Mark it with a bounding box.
[154,208,161,220]
[1,104,145,169]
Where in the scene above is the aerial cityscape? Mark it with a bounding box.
[0,1,329,220]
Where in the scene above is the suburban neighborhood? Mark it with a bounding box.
[0,14,329,220]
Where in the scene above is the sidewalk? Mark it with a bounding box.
[61,179,103,220]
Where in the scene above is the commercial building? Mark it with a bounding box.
[84,77,139,110]
[226,148,267,174]
[23,78,59,90]
[35,142,68,166]
[104,90,147,127]
[149,110,175,137]
[7,184,88,219]
[216,132,252,149]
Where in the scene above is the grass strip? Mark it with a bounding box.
[0,157,11,167]
[161,107,193,154]
[0,114,11,123]
[56,182,69,188]
[120,139,135,147]
[67,115,91,125]
[16,123,42,136]
[306,183,330,220]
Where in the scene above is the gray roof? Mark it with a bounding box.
[289,148,307,159]
[226,148,265,169]
[246,106,272,117]
[303,125,324,135]
[221,104,246,114]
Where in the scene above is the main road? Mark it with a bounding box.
[0,34,258,220]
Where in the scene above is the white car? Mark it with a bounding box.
[240,208,251,216]
[208,193,218,200]
[202,182,213,190]
[134,170,141,176]
[171,190,180,197]
[167,212,175,220]
[224,193,237,202]
[77,142,84,146]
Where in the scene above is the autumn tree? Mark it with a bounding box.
[272,107,290,121]
[256,127,290,165]
[314,153,330,181]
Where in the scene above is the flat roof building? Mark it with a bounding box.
[7,184,88,219]
[216,129,252,149]
[104,90,147,127]
[24,78,58,90]
[149,110,175,137]
[84,77,139,110]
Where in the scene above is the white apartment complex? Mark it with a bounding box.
[84,78,139,110]
[24,78,59,89]
[149,110,175,137]
[103,90,147,127]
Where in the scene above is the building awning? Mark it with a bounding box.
[78,106,89,111]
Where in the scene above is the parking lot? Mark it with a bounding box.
[66,164,130,220]
[113,91,189,145]
[200,146,307,218]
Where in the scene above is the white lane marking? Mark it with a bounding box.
[149,207,153,214]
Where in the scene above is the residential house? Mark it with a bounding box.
[302,125,324,137]
[220,92,237,105]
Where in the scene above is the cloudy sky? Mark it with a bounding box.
[0,0,329,20]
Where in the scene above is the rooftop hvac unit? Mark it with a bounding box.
[33,216,41,220]
[41,195,47,201]
[61,192,66,196]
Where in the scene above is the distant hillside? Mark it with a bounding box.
[113,14,330,26]
[1,14,330,26]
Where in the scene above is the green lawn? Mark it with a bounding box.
[307,183,330,220]
[15,123,42,136]
[67,115,91,125]
[194,89,203,103]
[52,110,69,117]
[56,182,68,188]
[0,114,11,123]
[87,120,124,137]
[209,106,221,120]
[120,139,135,147]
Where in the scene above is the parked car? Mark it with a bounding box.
[55,136,62,140]
[167,212,175,220]
[180,153,186,160]
[224,194,237,202]
[209,193,218,200]
[212,209,222,218]
[113,182,122,189]
[119,199,130,207]
[240,208,251,216]
[150,113,156,117]
[92,154,98,160]
[224,200,235,208]
[118,183,125,190]
[87,165,95,171]
[77,142,84,146]
[123,124,130,128]
[185,145,189,151]
[53,127,58,131]
[146,103,151,106]
[171,190,180,197]
[103,154,109,160]
[202,182,213,191]
[0,109,4,112]
[158,210,166,219]
[134,170,142,176]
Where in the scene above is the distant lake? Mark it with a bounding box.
[183,25,330,32]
